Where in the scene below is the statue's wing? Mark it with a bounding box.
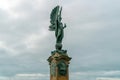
[59,7,62,19]
[50,5,60,24]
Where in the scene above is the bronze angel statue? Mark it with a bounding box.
[49,5,66,50]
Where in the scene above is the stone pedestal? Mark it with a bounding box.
[47,50,71,80]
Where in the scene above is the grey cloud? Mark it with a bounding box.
[0,0,120,80]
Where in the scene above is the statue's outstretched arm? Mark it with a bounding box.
[63,23,66,29]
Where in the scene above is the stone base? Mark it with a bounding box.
[48,50,71,80]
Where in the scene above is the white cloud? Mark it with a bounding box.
[0,76,9,79]
[72,71,120,76]
[0,0,20,10]
[23,28,49,49]
[103,71,120,76]
[0,0,21,18]
[15,73,48,77]
[0,41,18,56]
[0,0,48,19]
[96,78,120,80]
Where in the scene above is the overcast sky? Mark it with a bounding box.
[0,0,120,80]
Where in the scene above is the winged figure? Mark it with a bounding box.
[49,5,66,50]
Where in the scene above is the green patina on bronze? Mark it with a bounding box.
[49,5,66,50]
[57,60,67,76]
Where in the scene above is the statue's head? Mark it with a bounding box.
[58,16,62,22]
[57,61,67,76]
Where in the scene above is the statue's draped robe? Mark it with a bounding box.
[55,20,64,44]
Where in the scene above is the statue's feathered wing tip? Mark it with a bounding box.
[50,6,60,24]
